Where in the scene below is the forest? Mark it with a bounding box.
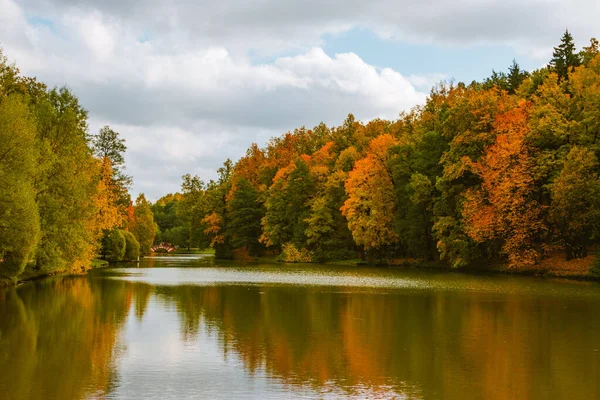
[3,30,600,284]
[159,31,600,273]
[0,50,157,286]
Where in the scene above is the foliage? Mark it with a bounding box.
[152,193,195,248]
[548,147,600,259]
[129,194,158,256]
[341,135,398,250]
[4,32,600,277]
[92,126,132,203]
[279,243,313,263]
[550,29,581,82]
[0,95,40,279]
[92,159,124,239]
[462,101,543,267]
[178,175,208,249]
[0,49,134,281]
[261,158,314,248]
[105,229,126,262]
[226,178,264,256]
[483,60,529,94]
[591,256,600,277]
[122,230,140,261]
[160,32,600,274]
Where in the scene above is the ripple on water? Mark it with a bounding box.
[98,258,600,299]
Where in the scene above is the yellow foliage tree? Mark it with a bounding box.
[341,135,398,249]
[88,157,123,244]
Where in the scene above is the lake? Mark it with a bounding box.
[1,255,599,399]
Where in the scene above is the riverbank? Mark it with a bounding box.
[4,251,599,289]
[491,253,600,281]
[0,259,110,289]
[2,251,215,288]
[150,248,216,255]
[376,254,599,281]
[246,252,600,281]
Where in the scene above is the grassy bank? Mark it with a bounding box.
[0,259,110,289]
[246,253,600,281]
[167,248,215,255]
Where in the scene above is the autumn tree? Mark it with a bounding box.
[178,174,207,249]
[433,86,504,268]
[92,125,132,207]
[93,159,124,254]
[261,158,314,248]
[165,35,600,273]
[201,160,234,258]
[34,87,102,273]
[463,101,543,267]
[570,52,600,149]
[580,38,599,66]
[0,94,40,280]
[341,135,398,251]
[105,229,126,262]
[390,130,446,259]
[548,146,600,259]
[0,48,139,282]
[152,193,186,246]
[122,230,140,261]
[305,170,354,261]
[130,194,158,255]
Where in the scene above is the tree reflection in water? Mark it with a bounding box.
[1,270,599,399]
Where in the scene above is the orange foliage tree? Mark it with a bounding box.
[463,101,544,267]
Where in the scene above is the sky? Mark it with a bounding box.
[1,0,598,200]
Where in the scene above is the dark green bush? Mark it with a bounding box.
[106,230,126,262]
[590,256,600,278]
[122,230,140,261]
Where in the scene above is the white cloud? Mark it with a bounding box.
[406,73,448,89]
[2,0,598,199]
[14,0,600,57]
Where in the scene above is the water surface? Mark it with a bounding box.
[1,255,599,399]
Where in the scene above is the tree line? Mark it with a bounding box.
[166,31,600,269]
[0,51,157,284]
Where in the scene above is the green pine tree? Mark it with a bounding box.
[507,60,529,94]
[550,29,582,81]
[226,178,264,256]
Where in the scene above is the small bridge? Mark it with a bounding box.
[151,243,178,253]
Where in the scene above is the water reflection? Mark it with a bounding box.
[1,260,599,399]
[0,277,131,399]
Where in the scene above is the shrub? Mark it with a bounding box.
[122,230,140,261]
[590,255,600,278]
[106,230,126,262]
[279,243,313,263]
[214,243,233,259]
[312,248,356,263]
[232,247,254,261]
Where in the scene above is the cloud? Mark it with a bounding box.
[87,119,271,198]
[13,0,600,57]
[78,45,425,198]
[406,73,448,90]
[2,0,598,199]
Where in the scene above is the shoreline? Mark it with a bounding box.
[240,254,600,282]
[1,259,110,289]
[4,254,599,289]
